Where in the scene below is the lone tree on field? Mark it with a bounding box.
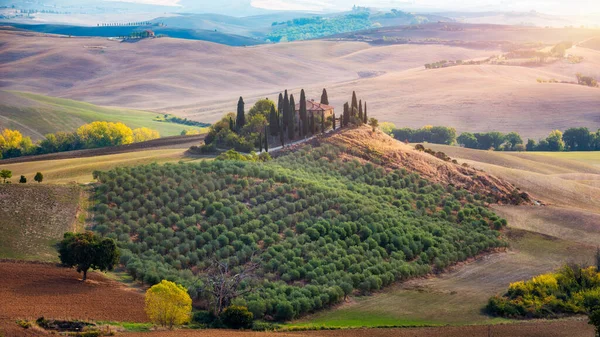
[368,117,379,132]
[199,255,261,315]
[236,97,245,131]
[0,169,12,183]
[57,231,119,281]
[34,172,43,183]
[19,175,27,183]
[145,280,192,329]
[320,88,329,105]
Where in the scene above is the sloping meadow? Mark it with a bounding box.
[92,143,506,320]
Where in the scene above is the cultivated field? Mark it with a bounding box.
[0,184,82,261]
[1,26,599,139]
[0,147,209,184]
[0,91,204,141]
[0,261,147,337]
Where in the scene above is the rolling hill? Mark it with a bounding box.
[1,26,599,140]
[0,91,205,141]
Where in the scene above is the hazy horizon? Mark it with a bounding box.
[105,0,600,16]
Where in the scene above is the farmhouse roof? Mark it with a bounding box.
[295,99,334,112]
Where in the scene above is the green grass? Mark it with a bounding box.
[0,90,206,140]
[292,229,594,328]
[97,321,153,332]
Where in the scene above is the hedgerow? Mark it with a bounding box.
[92,143,506,320]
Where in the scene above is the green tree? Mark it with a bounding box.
[358,99,363,122]
[299,89,308,137]
[368,118,379,132]
[57,231,120,281]
[320,88,329,105]
[457,132,478,149]
[343,102,349,127]
[546,130,565,151]
[0,169,12,183]
[363,102,368,124]
[351,91,358,117]
[19,175,26,184]
[220,305,253,329]
[282,90,290,131]
[526,139,537,151]
[248,98,275,120]
[236,97,246,131]
[563,127,591,151]
[264,125,269,152]
[332,113,336,130]
[288,94,296,140]
[504,132,523,151]
[269,104,278,136]
[34,172,44,183]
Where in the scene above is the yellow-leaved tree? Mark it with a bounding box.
[145,280,192,329]
[76,121,134,148]
[133,127,160,142]
[1,129,23,149]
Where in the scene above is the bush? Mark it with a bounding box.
[251,321,280,331]
[192,310,216,325]
[16,319,31,329]
[220,305,253,329]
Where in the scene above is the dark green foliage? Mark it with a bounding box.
[351,91,358,118]
[220,305,253,329]
[236,97,245,131]
[264,125,269,153]
[342,103,349,127]
[363,102,367,124]
[158,114,210,128]
[269,105,279,136]
[393,126,457,145]
[288,94,295,141]
[193,310,216,325]
[57,232,119,281]
[252,321,280,331]
[300,89,308,138]
[563,127,592,151]
[267,12,372,42]
[282,91,290,131]
[320,88,329,105]
[332,113,336,130]
[92,144,506,320]
[19,175,27,184]
[358,99,363,122]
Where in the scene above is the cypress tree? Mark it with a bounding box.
[269,104,278,136]
[351,91,358,117]
[264,125,269,152]
[277,93,283,115]
[288,94,295,140]
[321,111,325,133]
[363,102,368,124]
[309,112,315,134]
[258,132,263,152]
[320,88,329,105]
[343,102,349,127]
[229,116,234,131]
[236,96,245,131]
[300,89,307,138]
[332,113,336,130]
[279,118,285,147]
[358,99,363,122]
[282,90,289,131]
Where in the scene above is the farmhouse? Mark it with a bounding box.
[294,99,334,134]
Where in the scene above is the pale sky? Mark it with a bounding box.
[106,0,600,15]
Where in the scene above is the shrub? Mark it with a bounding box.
[192,310,216,325]
[251,321,280,331]
[145,280,192,329]
[220,305,253,329]
[16,319,31,329]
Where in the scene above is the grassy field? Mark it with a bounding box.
[0,90,206,140]
[292,229,594,329]
[0,148,212,184]
[0,184,82,261]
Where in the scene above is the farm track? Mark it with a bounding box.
[0,134,206,165]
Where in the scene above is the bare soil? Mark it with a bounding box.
[0,261,147,336]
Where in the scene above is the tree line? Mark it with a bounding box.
[0,169,43,184]
[198,88,372,153]
[0,122,160,160]
[388,124,600,152]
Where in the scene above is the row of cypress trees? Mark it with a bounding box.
[232,88,367,150]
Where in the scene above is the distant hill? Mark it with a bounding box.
[1,23,264,46]
[0,91,204,141]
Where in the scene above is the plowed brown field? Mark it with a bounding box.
[0,261,147,336]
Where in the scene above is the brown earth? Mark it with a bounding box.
[0,261,147,336]
[305,126,528,204]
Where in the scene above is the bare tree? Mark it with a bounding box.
[198,254,261,315]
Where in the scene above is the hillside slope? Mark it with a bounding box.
[2,29,599,139]
[0,91,204,140]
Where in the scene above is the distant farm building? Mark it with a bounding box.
[294,99,334,135]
